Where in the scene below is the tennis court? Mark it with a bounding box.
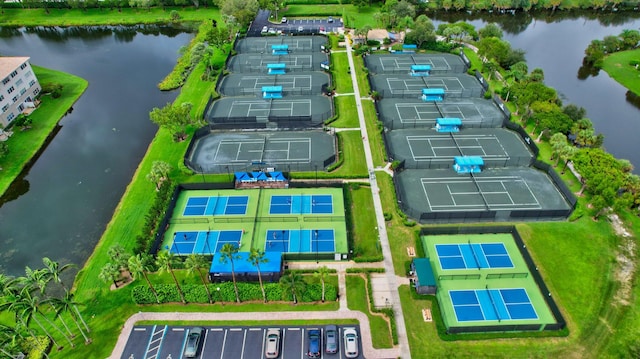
[183,195,249,216]
[169,230,243,255]
[364,53,466,74]
[385,128,533,169]
[435,242,514,270]
[370,74,483,99]
[219,72,329,96]
[269,194,333,214]
[227,53,328,72]
[206,96,332,124]
[235,36,327,53]
[377,98,505,130]
[264,229,335,253]
[188,130,336,173]
[395,168,572,222]
[449,288,538,322]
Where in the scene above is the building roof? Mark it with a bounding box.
[413,258,436,286]
[209,251,283,274]
[0,57,30,79]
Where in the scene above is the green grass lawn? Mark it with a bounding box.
[0,7,220,26]
[282,4,381,29]
[346,184,382,260]
[602,49,640,96]
[0,66,87,196]
[331,52,354,94]
[346,274,393,349]
[331,95,360,128]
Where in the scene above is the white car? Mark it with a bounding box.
[265,328,281,358]
[268,28,276,34]
[281,17,287,23]
[261,26,268,34]
[343,327,359,358]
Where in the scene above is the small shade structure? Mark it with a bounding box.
[402,44,417,52]
[209,251,283,283]
[267,63,286,75]
[435,118,462,132]
[235,172,256,182]
[262,86,283,99]
[421,88,445,102]
[272,44,289,55]
[410,64,431,77]
[411,258,436,295]
[266,171,286,181]
[453,156,484,174]
[251,171,268,181]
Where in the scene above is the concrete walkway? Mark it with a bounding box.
[344,35,411,358]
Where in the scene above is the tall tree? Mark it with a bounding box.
[107,244,131,276]
[219,244,242,303]
[128,254,160,304]
[41,258,90,333]
[313,266,330,303]
[185,254,213,304]
[248,248,268,303]
[20,287,73,349]
[146,161,172,191]
[149,102,193,142]
[279,272,306,304]
[49,291,91,344]
[99,262,122,289]
[156,251,186,304]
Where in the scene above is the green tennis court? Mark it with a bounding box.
[364,53,466,74]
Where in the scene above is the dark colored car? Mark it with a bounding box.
[183,327,204,358]
[308,329,321,358]
[325,325,338,354]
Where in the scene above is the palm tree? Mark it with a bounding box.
[128,254,160,304]
[219,243,241,303]
[107,244,131,277]
[184,254,213,304]
[49,291,91,344]
[279,272,306,304]
[247,248,269,303]
[314,266,330,303]
[0,323,26,359]
[41,257,90,333]
[19,287,73,350]
[156,250,186,304]
[146,161,172,190]
[99,262,122,288]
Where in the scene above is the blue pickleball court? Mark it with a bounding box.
[183,195,249,216]
[269,195,333,215]
[435,242,514,270]
[264,229,335,253]
[169,230,243,255]
[449,288,539,322]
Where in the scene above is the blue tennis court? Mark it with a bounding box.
[264,229,335,253]
[183,196,249,216]
[169,230,243,255]
[435,243,514,270]
[450,288,538,322]
[269,195,333,215]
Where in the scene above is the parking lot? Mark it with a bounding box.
[121,324,363,359]
[250,10,343,36]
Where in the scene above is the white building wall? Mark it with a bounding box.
[0,58,42,128]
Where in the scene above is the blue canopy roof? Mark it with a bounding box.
[266,63,286,69]
[271,44,289,50]
[235,172,252,181]
[262,86,283,93]
[403,44,417,49]
[210,251,282,274]
[413,258,436,286]
[251,171,268,180]
[411,64,432,71]
[422,88,445,95]
[436,117,462,125]
[454,156,484,166]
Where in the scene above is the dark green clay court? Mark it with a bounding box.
[421,232,558,332]
[370,73,484,99]
[234,36,327,53]
[205,96,332,125]
[161,188,348,259]
[227,53,329,73]
[386,128,533,169]
[187,130,336,173]
[218,72,329,96]
[364,53,466,74]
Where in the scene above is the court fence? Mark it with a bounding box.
[219,85,328,97]
[475,70,489,91]
[370,87,484,100]
[421,226,566,333]
[503,119,539,158]
[362,53,468,74]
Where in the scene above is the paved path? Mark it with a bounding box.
[344,35,411,358]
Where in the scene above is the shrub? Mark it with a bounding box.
[41,82,63,98]
[383,212,392,221]
[170,10,181,22]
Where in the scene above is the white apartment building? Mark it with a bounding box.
[0,57,42,128]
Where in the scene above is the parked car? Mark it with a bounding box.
[281,17,287,23]
[298,26,304,32]
[183,327,204,358]
[261,26,268,34]
[265,328,281,358]
[268,28,276,34]
[328,16,334,23]
[307,329,321,358]
[319,26,325,32]
[343,327,359,358]
[325,325,338,354]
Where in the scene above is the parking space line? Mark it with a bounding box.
[219,329,228,359]
[300,328,305,359]
[211,328,224,332]
[134,328,146,332]
[172,328,185,332]
[199,329,209,359]
[240,329,248,359]
[260,329,267,359]
[230,328,243,331]
[249,328,262,331]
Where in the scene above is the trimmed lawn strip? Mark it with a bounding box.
[345,275,393,349]
[346,184,382,260]
[0,7,220,26]
[331,51,354,94]
[352,54,370,97]
[362,100,386,167]
[331,95,360,128]
[291,130,367,179]
[0,66,87,196]
[602,49,640,96]
[283,4,381,29]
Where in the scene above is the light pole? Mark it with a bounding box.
[217,287,223,306]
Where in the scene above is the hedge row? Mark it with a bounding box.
[132,281,338,304]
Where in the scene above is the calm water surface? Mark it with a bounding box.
[0,26,192,276]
